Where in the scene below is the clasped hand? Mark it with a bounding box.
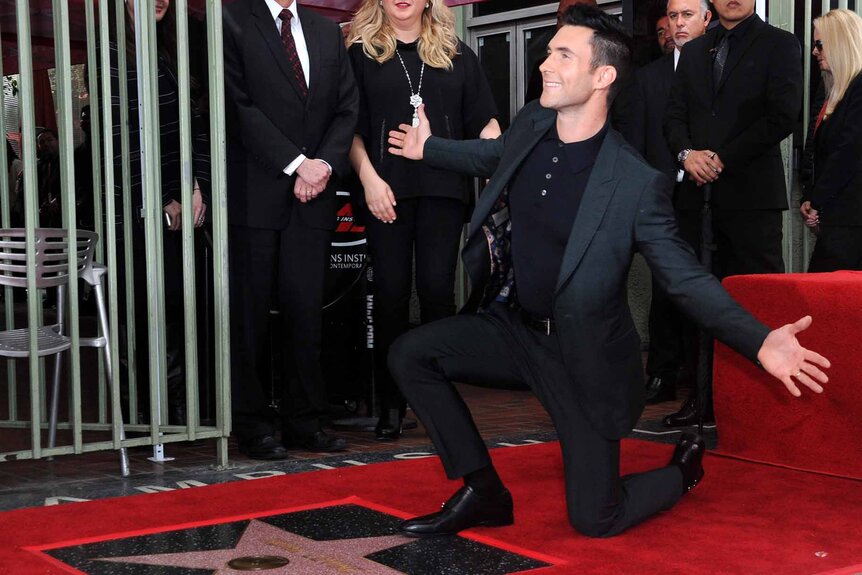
[684,150,724,186]
[163,188,206,231]
[295,158,330,203]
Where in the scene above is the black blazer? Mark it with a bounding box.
[424,101,769,439]
[664,16,803,211]
[807,73,862,227]
[223,0,359,230]
[624,53,677,182]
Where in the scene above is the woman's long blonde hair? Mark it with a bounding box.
[348,0,460,70]
[814,9,862,115]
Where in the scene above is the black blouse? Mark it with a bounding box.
[349,39,497,203]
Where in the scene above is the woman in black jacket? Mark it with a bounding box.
[801,9,862,271]
[348,0,499,440]
[110,0,210,424]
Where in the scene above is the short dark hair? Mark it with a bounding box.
[558,4,632,103]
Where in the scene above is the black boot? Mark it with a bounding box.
[662,396,714,427]
[375,406,404,441]
[644,373,676,404]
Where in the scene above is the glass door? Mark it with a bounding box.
[471,17,556,129]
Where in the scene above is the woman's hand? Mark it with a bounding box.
[163,200,182,231]
[192,187,207,228]
[363,174,397,223]
[800,201,819,229]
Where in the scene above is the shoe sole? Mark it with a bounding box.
[399,516,515,538]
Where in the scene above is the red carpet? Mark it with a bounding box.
[2,440,861,574]
[714,272,862,479]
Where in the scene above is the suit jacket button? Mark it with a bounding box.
[301,147,308,153]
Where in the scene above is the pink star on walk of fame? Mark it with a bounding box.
[97,519,414,574]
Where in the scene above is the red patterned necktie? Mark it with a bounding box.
[279,9,308,98]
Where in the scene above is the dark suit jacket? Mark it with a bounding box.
[223,0,358,230]
[424,101,769,440]
[625,53,677,182]
[664,15,802,211]
[806,73,862,227]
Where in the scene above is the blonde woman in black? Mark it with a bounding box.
[348,0,499,440]
[801,9,862,271]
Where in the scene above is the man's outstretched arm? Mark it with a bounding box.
[635,174,830,397]
[388,104,505,178]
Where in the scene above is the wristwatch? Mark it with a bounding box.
[677,148,693,164]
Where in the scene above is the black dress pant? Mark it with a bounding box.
[229,216,330,442]
[645,273,695,379]
[362,196,465,408]
[674,208,784,405]
[116,217,186,419]
[808,226,862,272]
[388,303,683,538]
[676,209,785,278]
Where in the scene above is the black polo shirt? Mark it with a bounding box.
[510,122,608,318]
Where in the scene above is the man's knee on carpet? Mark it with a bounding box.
[567,504,624,539]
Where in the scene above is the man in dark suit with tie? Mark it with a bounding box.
[663,0,803,426]
[386,5,827,539]
[223,0,359,459]
[626,0,711,405]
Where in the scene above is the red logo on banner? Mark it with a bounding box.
[335,203,365,233]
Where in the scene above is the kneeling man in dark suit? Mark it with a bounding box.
[385,5,829,538]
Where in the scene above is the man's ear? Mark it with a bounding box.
[597,65,617,90]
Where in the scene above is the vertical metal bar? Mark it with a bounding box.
[803,0,815,267]
[100,0,125,451]
[85,0,104,256]
[175,0,199,439]
[0,21,18,423]
[767,0,796,271]
[116,0,139,425]
[134,0,169,438]
[16,0,42,459]
[206,0,231,466]
[85,0,108,424]
[53,0,83,453]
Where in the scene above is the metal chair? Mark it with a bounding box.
[0,228,129,476]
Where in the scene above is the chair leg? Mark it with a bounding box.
[48,351,63,451]
[94,282,129,477]
[48,284,66,453]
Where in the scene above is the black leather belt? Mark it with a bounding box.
[520,309,556,335]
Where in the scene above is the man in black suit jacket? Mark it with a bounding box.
[386,5,827,539]
[625,0,711,405]
[663,0,803,425]
[223,0,358,459]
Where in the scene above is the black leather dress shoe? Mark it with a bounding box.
[287,431,347,452]
[375,408,404,441]
[662,396,715,427]
[239,435,289,460]
[645,374,676,404]
[670,432,705,494]
[400,485,514,537]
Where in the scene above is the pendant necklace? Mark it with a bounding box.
[395,48,425,127]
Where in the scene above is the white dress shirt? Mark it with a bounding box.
[263,0,326,176]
